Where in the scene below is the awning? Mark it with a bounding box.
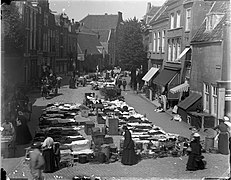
[142,67,159,82]
[175,47,190,61]
[153,69,178,86]
[178,93,202,110]
[170,82,189,94]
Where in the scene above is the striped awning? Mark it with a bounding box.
[170,82,189,94]
[142,67,159,82]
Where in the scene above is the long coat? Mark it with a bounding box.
[186,138,205,171]
[121,129,138,165]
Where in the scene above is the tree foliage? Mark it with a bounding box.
[1,2,25,53]
[116,17,146,71]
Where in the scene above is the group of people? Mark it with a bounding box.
[115,76,127,91]
[41,73,61,98]
[29,137,61,180]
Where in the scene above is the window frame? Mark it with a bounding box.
[157,31,161,53]
[211,85,217,116]
[168,39,172,61]
[162,30,165,53]
[172,39,176,61]
[203,83,210,112]
[170,13,174,29]
[176,11,181,28]
[185,8,191,31]
[153,32,156,53]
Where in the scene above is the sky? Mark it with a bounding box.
[49,0,165,22]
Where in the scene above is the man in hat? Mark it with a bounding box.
[29,142,45,180]
[213,117,230,155]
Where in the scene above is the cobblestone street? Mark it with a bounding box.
[2,76,229,179]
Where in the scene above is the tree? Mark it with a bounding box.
[1,2,25,53]
[116,17,147,71]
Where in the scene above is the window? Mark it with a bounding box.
[153,32,156,52]
[162,30,165,53]
[172,40,176,61]
[203,83,209,112]
[48,30,50,52]
[185,8,191,31]
[30,10,33,50]
[157,32,160,53]
[205,13,224,31]
[176,11,181,28]
[211,85,217,116]
[168,40,172,61]
[177,39,181,59]
[170,13,174,29]
[33,12,36,50]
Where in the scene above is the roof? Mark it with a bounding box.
[80,14,119,30]
[77,33,101,55]
[149,0,170,25]
[80,14,120,42]
[178,93,202,110]
[191,1,230,43]
[147,6,161,16]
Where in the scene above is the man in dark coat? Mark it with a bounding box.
[121,126,138,165]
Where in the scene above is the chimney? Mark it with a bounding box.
[72,19,74,24]
[118,11,123,23]
[105,13,108,15]
[146,2,151,13]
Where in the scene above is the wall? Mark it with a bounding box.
[190,43,222,92]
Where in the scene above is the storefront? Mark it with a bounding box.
[153,67,181,107]
[142,67,159,100]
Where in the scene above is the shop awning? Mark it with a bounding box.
[178,93,202,110]
[153,69,178,86]
[170,82,189,94]
[142,67,159,82]
[175,47,190,61]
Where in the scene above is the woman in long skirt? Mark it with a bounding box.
[121,126,138,165]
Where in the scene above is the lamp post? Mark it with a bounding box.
[148,51,152,70]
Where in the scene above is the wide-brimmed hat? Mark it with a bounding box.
[193,133,200,137]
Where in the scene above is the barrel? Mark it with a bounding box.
[205,137,214,151]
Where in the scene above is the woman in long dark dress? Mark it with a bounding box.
[186,133,206,171]
[15,111,32,145]
[42,137,56,173]
[121,126,138,165]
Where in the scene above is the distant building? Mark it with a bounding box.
[79,12,123,66]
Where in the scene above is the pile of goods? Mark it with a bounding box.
[28,102,94,167]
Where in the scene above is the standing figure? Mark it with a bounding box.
[213,117,230,155]
[29,142,45,180]
[54,143,61,170]
[15,111,32,145]
[42,137,56,173]
[121,126,138,165]
[186,133,206,171]
[122,78,127,91]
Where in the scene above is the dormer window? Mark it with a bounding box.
[205,12,224,31]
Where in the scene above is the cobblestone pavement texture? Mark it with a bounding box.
[2,75,230,179]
